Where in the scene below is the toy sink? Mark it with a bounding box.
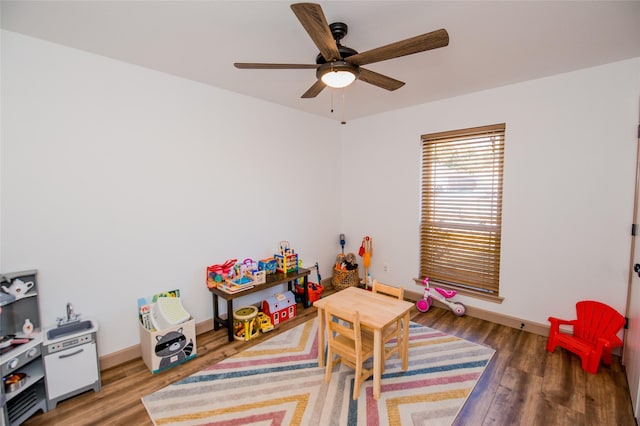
[46,320,96,341]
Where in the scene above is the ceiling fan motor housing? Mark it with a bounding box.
[315,46,358,64]
[330,22,348,41]
[315,22,358,64]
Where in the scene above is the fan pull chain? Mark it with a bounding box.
[330,89,334,113]
[341,90,347,125]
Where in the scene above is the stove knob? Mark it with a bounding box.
[8,358,19,369]
[27,347,38,358]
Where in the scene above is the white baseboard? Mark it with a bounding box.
[405,289,550,337]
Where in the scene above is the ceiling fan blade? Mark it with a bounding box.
[290,3,341,62]
[301,80,326,98]
[234,63,317,69]
[358,68,405,91]
[347,29,449,66]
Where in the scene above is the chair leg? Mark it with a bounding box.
[325,349,333,383]
[583,353,599,374]
[586,358,599,374]
[397,319,403,360]
[353,364,361,400]
[547,336,563,353]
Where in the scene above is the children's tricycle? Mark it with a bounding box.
[416,277,466,316]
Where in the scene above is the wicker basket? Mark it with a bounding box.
[332,267,360,290]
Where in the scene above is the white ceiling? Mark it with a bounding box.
[2,1,640,121]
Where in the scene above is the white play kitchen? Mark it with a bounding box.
[0,270,101,425]
[42,302,101,410]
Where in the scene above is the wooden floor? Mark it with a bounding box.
[24,294,637,426]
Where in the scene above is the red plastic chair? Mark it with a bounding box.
[546,300,625,374]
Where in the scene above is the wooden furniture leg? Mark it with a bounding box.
[401,311,409,371]
[317,307,325,367]
[226,299,234,342]
[212,294,221,331]
[373,329,382,400]
[211,294,235,342]
[303,274,309,307]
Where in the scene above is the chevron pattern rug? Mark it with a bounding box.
[142,317,494,425]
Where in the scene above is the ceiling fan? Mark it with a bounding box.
[234,2,449,98]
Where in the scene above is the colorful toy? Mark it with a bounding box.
[293,262,324,305]
[295,281,324,304]
[262,291,296,325]
[236,258,258,276]
[416,277,466,316]
[206,259,237,289]
[275,241,298,273]
[233,305,259,341]
[220,259,265,287]
[259,258,277,274]
[257,312,274,333]
[279,241,290,254]
[335,253,358,271]
[358,236,373,286]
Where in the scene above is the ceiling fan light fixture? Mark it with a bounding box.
[317,61,360,88]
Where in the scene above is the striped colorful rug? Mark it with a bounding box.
[142,317,494,425]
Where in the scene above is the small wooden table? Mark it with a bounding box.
[313,286,413,400]
[209,268,311,342]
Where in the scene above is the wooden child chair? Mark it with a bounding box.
[546,300,625,374]
[324,304,375,399]
[371,280,405,368]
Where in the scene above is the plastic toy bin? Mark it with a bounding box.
[296,282,323,303]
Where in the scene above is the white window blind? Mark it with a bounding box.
[420,123,505,296]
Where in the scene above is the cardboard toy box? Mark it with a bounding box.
[139,318,196,374]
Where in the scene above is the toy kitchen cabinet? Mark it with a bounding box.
[0,270,47,426]
[42,319,101,410]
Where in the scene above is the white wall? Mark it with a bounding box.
[3,29,640,357]
[1,31,341,356]
[340,57,640,324]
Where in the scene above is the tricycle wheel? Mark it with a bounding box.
[416,298,431,313]
[451,303,466,317]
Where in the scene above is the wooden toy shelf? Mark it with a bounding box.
[208,268,310,342]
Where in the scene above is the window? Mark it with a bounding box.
[420,123,505,299]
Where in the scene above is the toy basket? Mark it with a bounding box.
[332,267,360,290]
